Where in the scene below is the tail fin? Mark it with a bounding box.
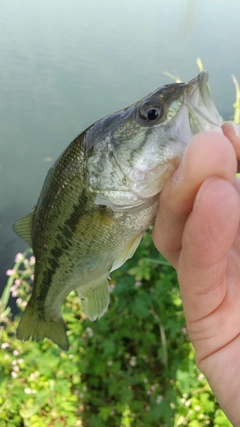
[17,298,69,351]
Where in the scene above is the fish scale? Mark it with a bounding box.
[13,71,223,350]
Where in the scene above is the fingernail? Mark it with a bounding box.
[231,122,240,137]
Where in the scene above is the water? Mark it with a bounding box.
[0,0,240,302]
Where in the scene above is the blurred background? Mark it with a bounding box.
[0,0,240,301]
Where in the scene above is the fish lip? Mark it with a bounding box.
[185,70,223,129]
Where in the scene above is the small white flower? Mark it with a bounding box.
[129,356,137,367]
[24,388,32,394]
[197,373,205,382]
[6,269,15,276]
[11,290,18,297]
[85,327,94,338]
[135,281,142,287]
[29,256,35,266]
[1,343,10,349]
[109,284,115,293]
[30,371,39,380]
[11,371,18,378]
[177,416,185,426]
[15,253,23,263]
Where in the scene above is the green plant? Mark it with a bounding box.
[0,230,232,427]
[232,74,240,124]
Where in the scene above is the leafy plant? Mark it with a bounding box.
[0,230,232,427]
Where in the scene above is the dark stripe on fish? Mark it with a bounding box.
[36,187,91,316]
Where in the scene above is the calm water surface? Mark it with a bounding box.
[0,0,240,299]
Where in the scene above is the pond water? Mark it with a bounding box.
[0,0,240,301]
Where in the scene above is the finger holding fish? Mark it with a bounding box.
[222,121,240,173]
[152,129,238,268]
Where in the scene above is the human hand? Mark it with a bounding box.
[152,122,240,426]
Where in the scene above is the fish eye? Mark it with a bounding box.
[137,102,164,123]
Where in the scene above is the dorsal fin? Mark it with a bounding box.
[13,212,34,247]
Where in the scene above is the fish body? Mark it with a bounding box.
[13,71,223,350]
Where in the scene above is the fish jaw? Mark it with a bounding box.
[139,73,223,199]
[183,71,223,134]
[89,71,223,212]
[155,71,223,162]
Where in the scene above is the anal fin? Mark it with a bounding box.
[77,275,110,321]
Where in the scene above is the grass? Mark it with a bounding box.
[232,74,240,124]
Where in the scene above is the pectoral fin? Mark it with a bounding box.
[77,275,110,321]
[110,232,144,272]
[13,211,34,246]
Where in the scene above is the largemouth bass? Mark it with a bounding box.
[13,71,223,350]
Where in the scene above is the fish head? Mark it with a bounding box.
[87,71,223,211]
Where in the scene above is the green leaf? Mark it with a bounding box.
[99,406,112,421]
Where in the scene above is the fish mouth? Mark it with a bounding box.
[185,70,223,132]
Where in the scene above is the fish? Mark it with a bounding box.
[13,71,223,350]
